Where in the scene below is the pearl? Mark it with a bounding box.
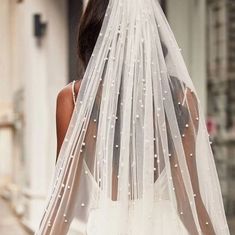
[154,154,158,158]
[64,219,68,223]
[82,142,86,146]
[182,134,185,138]
[206,221,209,225]
[190,153,193,157]
[58,194,62,198]
[81,203,85,207]
[62,184,65,188]
[63,214,66,217]
[174,164,178,168]
[115,144,119,148]
[85,171,88,174]
[93,135,96,139]
[185,124,189,128]
[168,153,172,157]
[99,33,103,37]
[67,186,71,190]
[180,211,184,215]
[196,117,199,121]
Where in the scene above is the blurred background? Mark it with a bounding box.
[0,0,234,234]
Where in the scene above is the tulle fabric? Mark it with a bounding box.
[35,0,230,234]
[86,168,188,235]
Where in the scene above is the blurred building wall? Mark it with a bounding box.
[0,0,69,231]
[0,0,13,190]
[207,0,235,220]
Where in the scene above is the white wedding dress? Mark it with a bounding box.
[86,169,188,235]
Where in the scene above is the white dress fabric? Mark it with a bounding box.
[35,0,231,234]
[86,169,188,235]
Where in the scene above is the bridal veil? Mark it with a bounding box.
[35,0,230,234]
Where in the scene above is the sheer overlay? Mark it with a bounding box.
[35,0,230,234]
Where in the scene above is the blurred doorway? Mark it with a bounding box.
[68,0,83,83]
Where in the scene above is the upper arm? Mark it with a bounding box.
[56,86,74,161]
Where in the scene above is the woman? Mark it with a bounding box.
[36,0,230,234]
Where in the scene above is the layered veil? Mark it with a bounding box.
[35,0,230,234]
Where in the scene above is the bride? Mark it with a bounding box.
[35,0,231,234]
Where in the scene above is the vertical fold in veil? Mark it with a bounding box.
[35,0,230,234]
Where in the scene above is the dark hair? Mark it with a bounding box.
[77,0,109,72]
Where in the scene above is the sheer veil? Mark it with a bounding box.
[35,0,230,234]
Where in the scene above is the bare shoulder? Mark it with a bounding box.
[55,80,82,159]
[56,80,82,106]
[56,80,82,126]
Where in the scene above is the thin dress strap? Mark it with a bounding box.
[72,80,78,113]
